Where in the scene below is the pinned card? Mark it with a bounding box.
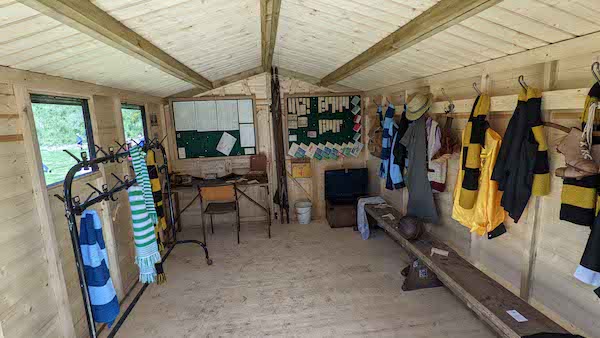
[289,134,298,142]
[307,143,318,158]
[314,144,324,160]
[353,133,362,142]
[288,143,300,157]
[289,119,298,129]
[307,130,317,138]
[352,105,361,115]
[354,115,362,123]
[298,116,308,128]
[351,142,364,157]
[353,123,362,132]
[351,96,361,106]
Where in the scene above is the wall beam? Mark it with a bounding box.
[261,0,282,72]
[17,0,213,91]
[367,31,600,96]
[318,0,501,86]
[170,67,265,98]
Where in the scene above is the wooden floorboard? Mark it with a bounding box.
[111,221,495,337]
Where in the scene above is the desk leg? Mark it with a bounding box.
[266,186,271,238]
[173,192,182,232]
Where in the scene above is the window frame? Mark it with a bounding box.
[30,93,98,187]
[121,103,148,143]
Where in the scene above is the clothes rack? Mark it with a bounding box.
[54,138,211,338]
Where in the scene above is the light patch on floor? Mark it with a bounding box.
[112,221,495,337]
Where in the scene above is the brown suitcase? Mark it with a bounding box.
[326,199,356,228]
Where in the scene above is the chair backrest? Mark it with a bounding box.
[200,185,236,203]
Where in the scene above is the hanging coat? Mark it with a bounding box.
[491,88,550,222]
[400,115,438,223]
[452,127,507,238]
[379,103,405,190]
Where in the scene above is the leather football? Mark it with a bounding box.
[397,216,424,240]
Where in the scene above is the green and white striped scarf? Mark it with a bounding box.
[128,185,161,283]
[130,146,157,224]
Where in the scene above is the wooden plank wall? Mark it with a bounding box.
[366,51,600,337]
[164,73,366,223]
[0,65,163,337]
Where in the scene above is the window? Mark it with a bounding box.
[121,103,147,144]
[31,94,96,186]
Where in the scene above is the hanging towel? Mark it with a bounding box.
[130,146,157,224]
[128,185,162,283]
[356,196,386,240]
[79,210,119,325]
[427,117,447,192]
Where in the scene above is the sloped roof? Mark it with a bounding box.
[1,0,598,97]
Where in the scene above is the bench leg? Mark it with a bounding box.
[210,215,214,234]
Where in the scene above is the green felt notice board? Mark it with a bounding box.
[172,97,256,158]
[286,94,362,149]
[176,130,244,158]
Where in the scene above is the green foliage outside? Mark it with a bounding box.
[122,107,145,143]
[32,104,144,186]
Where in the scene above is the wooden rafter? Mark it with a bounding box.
[261,0,282,72]
[318,0,501,87]
[17,0,213,91]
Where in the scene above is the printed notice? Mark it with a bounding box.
[178,147,187,159]
[506,310,528,323]
[216,132,237,156]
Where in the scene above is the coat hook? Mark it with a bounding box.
[592,62,600,85]
[441,88,455,114]
[518,75,528,90]
[473,82,481,95]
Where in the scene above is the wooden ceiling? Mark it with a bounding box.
[1,0,599,97]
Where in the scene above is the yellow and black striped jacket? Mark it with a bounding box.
[459,94,490,209]
[560,83,600,226]
[491,87,550,222]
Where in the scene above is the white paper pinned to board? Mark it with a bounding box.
[178,147,187,159]
[239,124,256,147]
[216,132,237,156]
[216,100,239,131]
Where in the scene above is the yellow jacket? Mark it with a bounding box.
[452,128,506,236]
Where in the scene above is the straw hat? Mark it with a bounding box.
[406,92,433,121]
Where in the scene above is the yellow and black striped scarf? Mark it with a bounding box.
[561,83,600,226]
[526,87,551,197]
[459,94,490,209]
[146,150,167,244]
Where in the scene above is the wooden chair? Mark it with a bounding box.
[199,185,240,244]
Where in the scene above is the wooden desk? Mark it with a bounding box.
[175,175,272,238]
[365,204,568,338]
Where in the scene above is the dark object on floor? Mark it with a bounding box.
[326,200,357,228]
[524,334,585,338]
[397,216,424,240]
[324,168,368,228]
[401,259,443,291]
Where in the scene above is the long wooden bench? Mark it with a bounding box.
[365,204,570,338]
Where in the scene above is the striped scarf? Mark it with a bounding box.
[130,146,157,224]
[128,185,162,283]
[146,150,166,231]
[79,210,119,324]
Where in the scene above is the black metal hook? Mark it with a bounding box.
[111,173,125,184]
[54,194,65,202]
[473,82,481,95]
[95,145,108,157]
[63,149,82,163]
[86,183,103,195]
[84,191,97,205]
[518,75,528,91]
[592,62,600,85]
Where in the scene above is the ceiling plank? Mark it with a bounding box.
[170,66,265,98]
[17,0,213,91]
[318,0,502,87]
[261,0,282,72]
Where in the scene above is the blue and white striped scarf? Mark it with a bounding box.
[79,210,119,325]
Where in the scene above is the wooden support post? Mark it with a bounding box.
[14,84,76,338]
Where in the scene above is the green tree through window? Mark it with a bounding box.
[121,104,147,144]
[31,95,96,186]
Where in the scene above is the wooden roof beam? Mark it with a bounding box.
[261,0,282,72]
[18,0,213,91]
[318,0,501,87]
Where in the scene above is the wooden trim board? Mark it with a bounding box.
[365,204,568,338]
[261,0,282,72]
